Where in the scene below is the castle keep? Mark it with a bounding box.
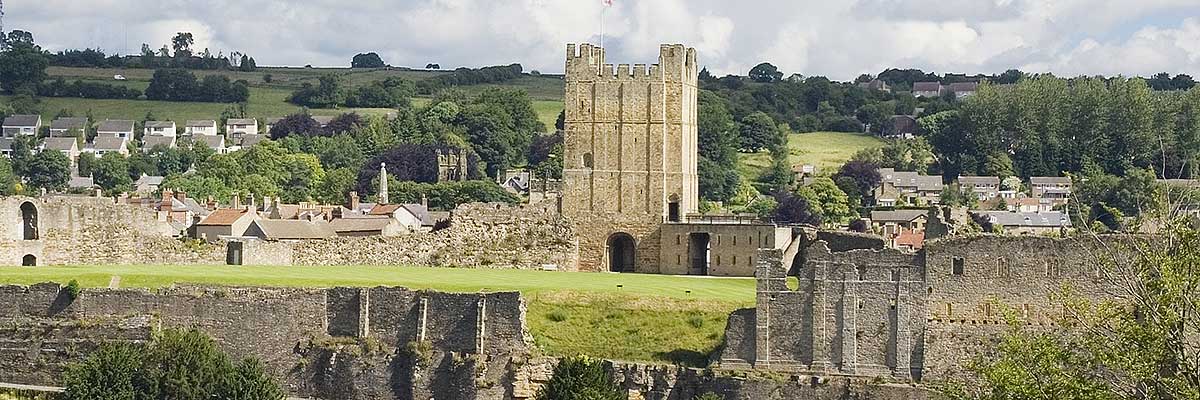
[562,43,701,272]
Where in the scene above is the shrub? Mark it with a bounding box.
[687,314,705,329]
[63,328,283,400]
[535,356,622,400]
[64,279,81,301]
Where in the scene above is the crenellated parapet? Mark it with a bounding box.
[565,43,696,83]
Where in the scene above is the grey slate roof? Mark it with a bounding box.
[226,118,257,125]
[91,135,127,151]
[239,134,267,148]
[958,176,1000,186]
[948,82,979,92]
[246,219,336,240]
[977,211,1071,227]
[3,114,40,127]
[912,82,942,92]
[186,120,217,127]
[136,175,165,187]
[0,138,13,151]
[96,120,135,133]
[69,176,95,189]
[144,121,175,129]
[50,117,88,130]
[42,137,78,151]
[400,203,434,226]
[870,209,928,223]
[1030,176,1071,185]
[329,217,393,234]
[186,135,225,149]
[142,135,176,150]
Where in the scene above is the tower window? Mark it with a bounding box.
[582,153,594,169]
[952,257,965,276]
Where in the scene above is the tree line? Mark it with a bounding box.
[289,75,414,108]
[416,64,524,95]
[47,32,258,71]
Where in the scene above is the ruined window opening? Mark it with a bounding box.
[927,287,933,295]
[20,202,38,240]
[748,256,753,266]
[857,299,864,310]
[667,201,681,222]
[688,233,710,276]
[677,254,681,265]
[732,255,737,265]
[676,235,680,245]
[946,303,953,317]
[952,257,964,276]
[733,236,737,246]
[582,153,594,169]
[607,233,636,273]
[984,302,994,318]
[21,254,36,266]
[716,255,721,266]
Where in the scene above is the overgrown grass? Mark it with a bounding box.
[0,265,753,366]
[739,131,885,180]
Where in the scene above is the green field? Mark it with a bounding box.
[739,131,885,180]
[0,265,752,366]
[11,66,565,131]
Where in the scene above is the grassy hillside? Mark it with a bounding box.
[14,66,565,131]
[0,265,752,366]
[739,131,886,180]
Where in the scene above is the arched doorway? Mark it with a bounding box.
[19,202,37,240]
[607,233,636,273]
[21,254,36,266]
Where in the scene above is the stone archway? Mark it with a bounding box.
[21,254,36,266]
[606,233,636,273]
[19,201,37,240]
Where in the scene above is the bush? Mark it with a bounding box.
[64,279,81,301]
[63,328,284,400]
[38,79,141,99]
[535,356,622,400]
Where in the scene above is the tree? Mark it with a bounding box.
[772,191,821,225]
[835,160,881,206]
[269,113,322,139]
[0,31,49,93]
[92,153,133,195]
[289,75,345,108]
[351,52,386,68]
[146,69,199,101]
[738,112,784,153]
[171,32,194,57]
[24,150,71,192]
[796,177,855,226]
[535,356,623,400]
[748,62,783,83]
[528,131,563,180]
[698,90,741,201]
[62,343,153,400]
[0,158,17,195]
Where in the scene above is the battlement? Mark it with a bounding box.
[566,43,697,82]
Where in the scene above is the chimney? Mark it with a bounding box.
[262,196,270,211]
[349,191,360,212]
[232,193,242,209]
[94,188,102,197]
[175,190,186,201]
[421,194,428,208]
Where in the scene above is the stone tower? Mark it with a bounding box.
[561,43,699,272]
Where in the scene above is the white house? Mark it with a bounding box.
[225,118,258,136]
[86,135,129,157]
[41,137,80,165]
[96,120,135,139]
[185,120,218,136]
[49,117,88,137]
[912,82,943,98]
[144,121,177,137]
[2,115,41,137]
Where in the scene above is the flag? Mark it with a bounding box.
[603,0,612,6]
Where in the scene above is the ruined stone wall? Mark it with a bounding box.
[277,203,578,270]
[657,223,786,276]
[720,234,1126,383]
[0,283,529,399]
[0,196,223,266]
[814,231,886,252]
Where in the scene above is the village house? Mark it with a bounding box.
[856,79,890,92]
[264,117,282,134]
[974,210,1071,235]
[184,134,226,154]
[911,81,942,98]
[225,118,259,137]
[242,219,336,241]
[96,120,135,139]
[41,138,80,165]
[893,228,924,251]
[68,176,95,190]
[885,115,917,138]
[184,120,218,136]
[957,175,1001,201]
[875,168,943,206]
[230,134,267,152]
[329,217,406,237]
[869,209,928,237]
[85,135,129,157]
[141,135,177,152]
[369,203,434,231]
[144,121,177,137]
[2,115,41,137]
[124,190,212,233]
[0,138,14,157]
[948,82,979,98]
[134,175,165,194]
[1030,176,1071,202]
[194,207,258,242]
[1007,197,1055,213]
[49,117,88,137]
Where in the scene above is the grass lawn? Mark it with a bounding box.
[0,265,753,366]
[739,131,885,180]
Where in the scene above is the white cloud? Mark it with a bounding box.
[3,0,1200,80]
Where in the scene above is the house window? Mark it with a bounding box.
[952,257,964,276]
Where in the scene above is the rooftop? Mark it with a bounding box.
[2,114,40,127]
[96,120,135,132]
[248,219,336,240]
[145,121,176,129]
[186,120,217,127]
[227,118,257,125]
[42,137,78,151]
[90,135,127,151]
[977,211,1071,228]
[870,209,928,223]
[50,117,88,130]
[198,208,251,226]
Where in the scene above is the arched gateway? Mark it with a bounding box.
[607,233,636,273]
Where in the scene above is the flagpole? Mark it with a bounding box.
[600,3,607,51]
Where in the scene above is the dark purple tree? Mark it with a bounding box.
[268,113,321,139]
[772,191,822,225]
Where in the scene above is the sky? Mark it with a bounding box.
[7,0,1200,81]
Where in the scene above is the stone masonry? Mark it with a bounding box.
[562,43,699,273]
[719,234,1122,382]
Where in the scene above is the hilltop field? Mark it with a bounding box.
[0,265,755,367]
[738,131,885,180]
[3,66,566,130]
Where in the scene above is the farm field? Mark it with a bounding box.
[0,265,753,366]
[738,131,886,180]
[16,66,566,132]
